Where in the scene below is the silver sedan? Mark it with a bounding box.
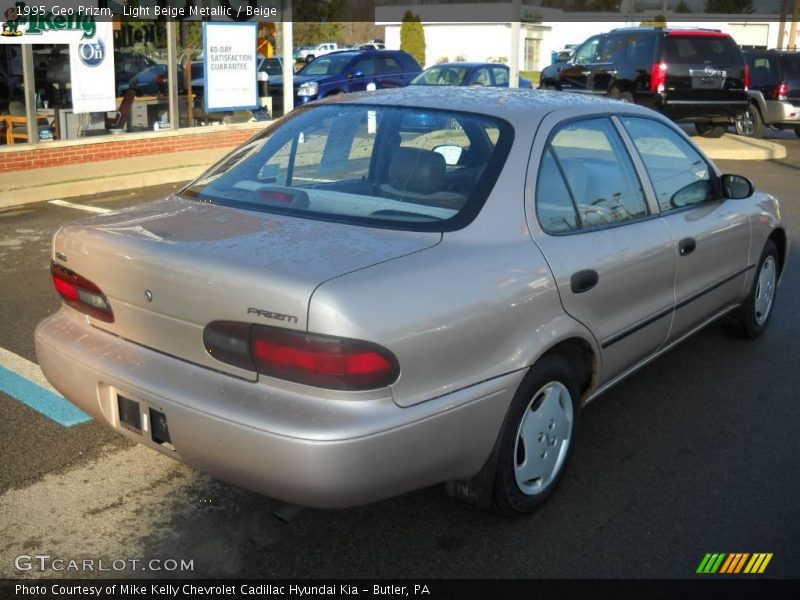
[36,87,788,514]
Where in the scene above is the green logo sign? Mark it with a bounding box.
[2,2,96,39]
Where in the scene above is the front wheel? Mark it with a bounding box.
[695,122,727,138]
[726,240,779,339]
[492,354,580,516]
[734,105,766,139]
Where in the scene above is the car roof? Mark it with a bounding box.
[319,86,652,123]
[426,62,506,69]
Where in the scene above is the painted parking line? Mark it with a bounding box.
[49,199,112,214]
[0,346,91,428]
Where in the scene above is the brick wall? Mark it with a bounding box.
[0,127,259,174]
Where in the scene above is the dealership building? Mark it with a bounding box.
[0,0,793,180]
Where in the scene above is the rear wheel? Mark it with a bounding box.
[492,354,580,516]
[726,240,779,339]
[734,105,765,138]
[695,122,727,138]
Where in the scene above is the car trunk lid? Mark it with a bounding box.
[52,197,441,379]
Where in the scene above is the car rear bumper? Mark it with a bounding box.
[660,99,748,122]
[762,99,800,126]
[35,309,518,508]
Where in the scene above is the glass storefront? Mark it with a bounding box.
[1,12,281,146]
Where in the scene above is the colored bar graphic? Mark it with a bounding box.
[719,554,736,574]
[733,553,750,574]
[702,552,773,575]
[758,554,773,573]
[697,553,728,574]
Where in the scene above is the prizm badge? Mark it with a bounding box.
[247,307,299,324]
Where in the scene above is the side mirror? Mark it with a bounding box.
[433,144,463,166]
[349,69,365,80]
[557,52,572,63]
[720,173,754,199]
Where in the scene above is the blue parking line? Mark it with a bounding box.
[0,364,91,427]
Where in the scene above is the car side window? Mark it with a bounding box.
[598,35,626,63]
[574,36,601,65]
[620,117,715,213]
[536,148,579,233]
[353,58,376,76]
[473,67,492,86]
[547,118,649,229]
[378,56,403,75]
[492,67,509,86]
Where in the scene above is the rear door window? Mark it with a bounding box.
[537,117,648,231]
[492,67,509,86]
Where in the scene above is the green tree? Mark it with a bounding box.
[675,0,693,12]
[400,11,426,68]
[704,0,755,13]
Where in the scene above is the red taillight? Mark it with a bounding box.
[774,81,788,101]
[50,262,114,322]
[203,321,399,390]
[744,64,750,91]
[252,326,398,390]
[651,62,667,93]
[258,190,295,203]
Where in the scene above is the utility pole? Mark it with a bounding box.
[789,0,800,50]
[282,0,294,114]
[778,0,789,50]
[509,0,520,89]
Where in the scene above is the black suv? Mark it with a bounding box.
[736,50,800,138]
[540,27,748,137]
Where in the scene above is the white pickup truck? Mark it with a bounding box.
[299,43,339,63]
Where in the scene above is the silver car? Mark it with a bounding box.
[35,88,788,515]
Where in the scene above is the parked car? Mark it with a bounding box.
[115,51,156,96]
[124,63,183,96]
[298,42,339,63]
[269,49,422,110]
[735,49,800,138]
[36,88,787,514]
[293,45,314,62]
[539,27,749,138]
[411,62,533,89]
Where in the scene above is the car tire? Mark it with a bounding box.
[734,105,766,139]
[609,86,634,104]
[695,123,727,138]
[540,83,557,91]
[492,354,580,516]
[726,240,779,339]
[794,127,800,138]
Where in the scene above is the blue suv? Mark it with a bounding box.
[270,50,422,112]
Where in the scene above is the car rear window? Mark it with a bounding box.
[181,104,513,232]
[665,35,742,65]
[779,53,800,77]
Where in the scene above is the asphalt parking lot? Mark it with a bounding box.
[1,131,798,580]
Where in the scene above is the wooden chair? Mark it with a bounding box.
[106,89,136,131]
[4,101,50,144]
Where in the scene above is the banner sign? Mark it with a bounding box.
[69,20,115,113]
[203,21,258,113]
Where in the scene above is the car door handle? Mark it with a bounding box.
[678,237,696,256]
[570,269,599,294]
